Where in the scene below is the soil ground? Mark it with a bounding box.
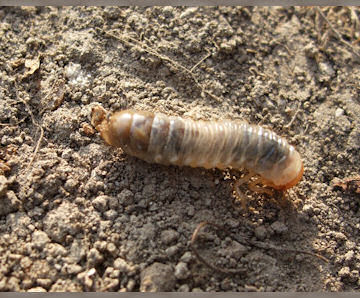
[0,6,359,292]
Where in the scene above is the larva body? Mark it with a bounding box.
[98,110,303,190]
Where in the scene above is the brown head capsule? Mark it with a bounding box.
[96,109,304,190]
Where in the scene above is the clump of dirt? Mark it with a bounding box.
[0,6,359,292]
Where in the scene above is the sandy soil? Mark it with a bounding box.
[0,6,359,292]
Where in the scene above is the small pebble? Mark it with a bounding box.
[114,258,134,274]
[344,250,354,263]
[161,229,179,245]
[0,175,8,197]
[36,278,52,289]
[126,279,136,291]
[165,245,179,258]
[87,248,103,266]
[229,241,248,259]
[118,189,134,206]
[270,221,288,234]
[180,251,192,263]
[66,264,83,275]
[140,262,175,292]
[92,195,108,212]
[318,62,335,76]
[254,226,267,240]
[104,209,118,220]
[174,262,190,280]
[335,108,344,117]
[338,266,350,278]
[32,230,50,250]
[178,284,190,292]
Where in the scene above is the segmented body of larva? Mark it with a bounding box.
[97,109,304,190]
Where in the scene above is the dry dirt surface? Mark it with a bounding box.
[0,6,360,292]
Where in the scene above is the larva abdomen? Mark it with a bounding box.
[99,110,303,190]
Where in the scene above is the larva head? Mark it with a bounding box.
[100,110,155,157]
[263,149,304,190]
[98,110,132,148]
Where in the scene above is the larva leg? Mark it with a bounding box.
[248,177,274,196]
[233,172,277,210]
[233,172,255,210]
[251,176,290,208]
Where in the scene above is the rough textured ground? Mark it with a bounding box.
[0,6,359,292]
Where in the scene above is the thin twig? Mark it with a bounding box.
[315,7,360,60]
[0,117,27,127]
[191,221,329,275]
[104,31,222,102]
[247,238,329,263]
[284,102,301,129]
[191,221,246,275]
[14,80,44,173]
[190,50,212,73]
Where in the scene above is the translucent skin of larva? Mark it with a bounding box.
[100,110,303,190]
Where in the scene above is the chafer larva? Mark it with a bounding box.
[94,109,304,191]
